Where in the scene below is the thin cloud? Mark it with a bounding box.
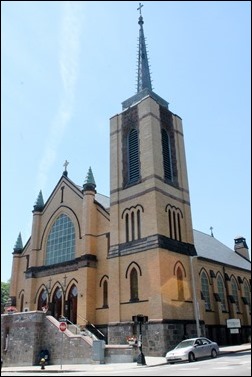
[36,1,83,194]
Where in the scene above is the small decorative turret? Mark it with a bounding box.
[33,190,44,212]
[83,167,96,192]
[234,236,250,261]
[13,232,23,253]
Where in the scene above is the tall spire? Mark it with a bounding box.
[137,3,152,93]
[122,4,168,110]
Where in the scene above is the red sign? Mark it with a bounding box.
[59,322,67,332]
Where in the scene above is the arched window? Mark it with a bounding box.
[244,280,251,312]
[130,268,139,301]
[231,278,240,313]
[128,129,140,183]
[166,205,183,242]
[123,206,143,243]
[103,280,108,308]
[162,129,173,181]
[201,271,211,310]
[217,275,227,311]
[177,266,184,301]
[46,214,75,265]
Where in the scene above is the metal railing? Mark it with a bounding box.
[77,314,105,339]
[60,315,105,340]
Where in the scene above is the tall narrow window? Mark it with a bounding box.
[231,279,240,313]
[177,213,181,241]
[128,129,140,183]
[168,209,173,238]
[162,129,173,181]
[217,275,227,311]
[130,268,139,301]
[244,281,251,312]
[177,267,184,301]
[131,212,135,241]
[103,280,108,307]
[137,209,141,239]
[125,213,129,242]
[173,211,177,240]
[201,272,211,310]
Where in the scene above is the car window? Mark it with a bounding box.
[195,339,202,346]
[202,338,210,345]
[176,340,194,348]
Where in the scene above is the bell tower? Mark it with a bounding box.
[108,5,197,331]
[109,6,195,260]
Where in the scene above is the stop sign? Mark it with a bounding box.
[59,322,67,332]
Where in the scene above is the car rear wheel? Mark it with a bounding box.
[211,349,217,358]
[188,352,196,362]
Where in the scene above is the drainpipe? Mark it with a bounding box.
[190,256,201,337]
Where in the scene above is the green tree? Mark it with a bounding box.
[1,280,10,308]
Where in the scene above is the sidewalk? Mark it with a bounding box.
[2,343,251,373]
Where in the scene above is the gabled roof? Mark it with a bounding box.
[193,229,251,271]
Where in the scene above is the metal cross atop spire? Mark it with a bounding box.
[137,2,143,16]
[63,160,69,171]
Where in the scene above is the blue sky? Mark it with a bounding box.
[1,1,251,282]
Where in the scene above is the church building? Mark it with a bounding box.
[7,6,251,355]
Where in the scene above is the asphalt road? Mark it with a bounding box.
[1,351,251,376]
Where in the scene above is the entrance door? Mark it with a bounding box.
[67,285,78,324]
[51,287,63,320]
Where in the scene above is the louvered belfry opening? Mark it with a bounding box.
[122,106,140,188]
[162,129,173,181]
[128,129,140,183]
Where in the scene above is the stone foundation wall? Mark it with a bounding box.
[108,320,205,356]
[1,312,93,367]
[1,312,136,367]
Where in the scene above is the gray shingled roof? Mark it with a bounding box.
[95,193,110,210]
[193,229,251,271]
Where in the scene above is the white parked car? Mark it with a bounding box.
[165,337,219,364]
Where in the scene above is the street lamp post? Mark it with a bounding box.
[190,256,201,337]
[132,314,148,366]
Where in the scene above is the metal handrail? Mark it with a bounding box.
[77,314,105,338]
[60,317,96,339]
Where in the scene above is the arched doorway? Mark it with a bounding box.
[66,285,78,324]
[37,289,48,310]
[51,287,63,320]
